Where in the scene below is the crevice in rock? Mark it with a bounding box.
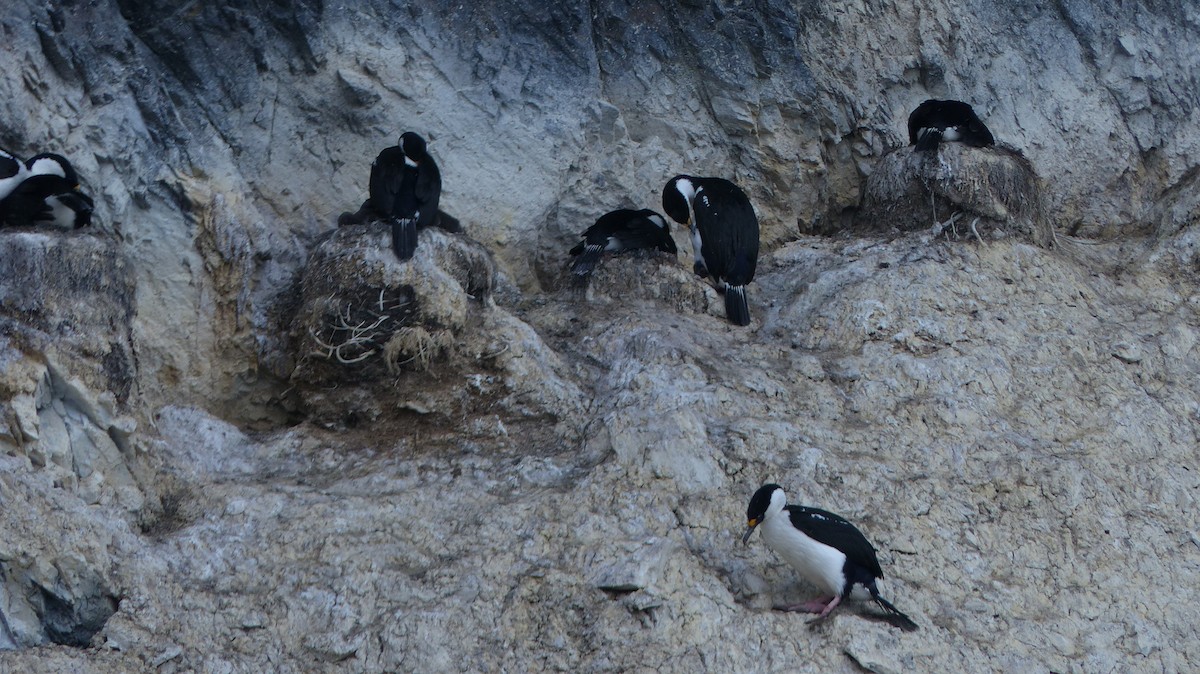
[36,584,119,648]
[0,560,120,651]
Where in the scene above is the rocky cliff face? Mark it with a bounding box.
[1,1,1197,672]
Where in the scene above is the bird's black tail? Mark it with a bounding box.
[914,128,942,152]
[870,589,919,631]
[434,210,462,233]
[570,244,604,279]
[725,284,750,326]
[392,217,418,260]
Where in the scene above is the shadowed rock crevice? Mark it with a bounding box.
[36,580,119,648]
[0,556,120,650]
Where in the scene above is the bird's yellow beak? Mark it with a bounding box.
[742,519,758,545]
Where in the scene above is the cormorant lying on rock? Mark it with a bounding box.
[0,151,93,229]
[568,208,677,278]
[908,99,995,152]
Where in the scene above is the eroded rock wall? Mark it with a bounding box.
[2,0,1196,415]
[0,1,1198,672]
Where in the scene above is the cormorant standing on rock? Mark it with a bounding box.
[662,175,759,326]
[743,484,918,631]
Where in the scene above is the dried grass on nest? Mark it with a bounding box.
[859,144,1052,246]
[304,285,417,366]
[927,145,1039,220]
[384,326,454,373]
[572,254,710,316]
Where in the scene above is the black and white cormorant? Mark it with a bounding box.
[368,131,441,260]
[568,208,677,278]
[743,483,918,631]
[662,175,759,326]
[908,99,995,152]
[1,153,92,229]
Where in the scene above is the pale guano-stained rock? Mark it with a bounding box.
[0,231,141,511]
[7,232,1199,672]
[0,0,1198,672]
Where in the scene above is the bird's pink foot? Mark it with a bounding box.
[814,594,843,619]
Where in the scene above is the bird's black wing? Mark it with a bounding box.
[785,506,884,579]
[369,146,406,217]
[1,175,65,227]
[612,213,676,253]
[414,158,441,229]
[581,209,639,241]
[907,100,937,145]
[693,179,759,285]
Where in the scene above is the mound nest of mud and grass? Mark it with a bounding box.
[288,224,583,430]
[855,143,1054,246]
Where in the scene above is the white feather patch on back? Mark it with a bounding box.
[28,157,66,178]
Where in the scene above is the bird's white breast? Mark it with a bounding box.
[761,513,847,597]
[43,195,76,230]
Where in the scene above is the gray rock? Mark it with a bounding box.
[0,0,1198,672]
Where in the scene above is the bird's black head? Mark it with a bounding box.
[742,483,784,544]
[642,210,678,255]
[661,175,694,226]
[747,483,783,523]
[399,132,428,161]
[0,149,22,180]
